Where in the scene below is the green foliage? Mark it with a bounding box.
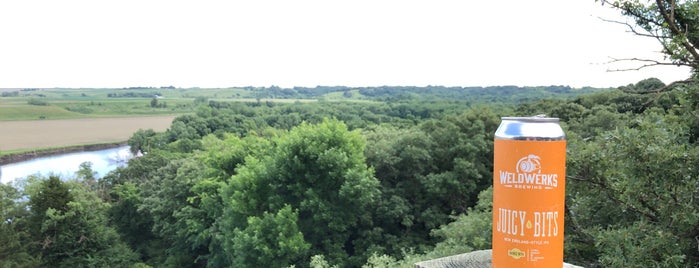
[28,176,73,234]
[138,158,208,266]
[221,119,381,266]
[230,205,310,267]
[623,77,666,92]
[1,90,19,97]
[193,96,209,105]
[27,98,49,106]
[360,187,494,267]
[7,81,697,267]
[604,0,699,70]
[76,161,96,184]
[0,183,39,267]
[362,253,398,268]
[310,255,340,268]
[360,107,499,256]
[109,182,162,262]
[594,221,689,267]
[128,129,158,154]
[565,110,699,267]
[24,177,139,267]
[429,187,493,256]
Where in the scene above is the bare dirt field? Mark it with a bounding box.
[0,116,175,151]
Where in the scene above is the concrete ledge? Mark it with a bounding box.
[414,249,584,268]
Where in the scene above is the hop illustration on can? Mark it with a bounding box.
[492,116,566,268]
[516,155,541,173]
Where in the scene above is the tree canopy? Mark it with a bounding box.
[0,82,697,267]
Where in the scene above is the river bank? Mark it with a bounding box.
[1,145,133,184]
[0,142,127,165]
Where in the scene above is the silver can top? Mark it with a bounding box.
[495,115,565,140]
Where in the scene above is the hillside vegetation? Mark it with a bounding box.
[1,78,698,267]
[0,85,605,120]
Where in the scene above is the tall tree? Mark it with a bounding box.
[0,183,39,266]
[138,158,207,267]
[28,177,138,267]
[601,0,699,90]
[221,119,381,266]
[28,176,73,238]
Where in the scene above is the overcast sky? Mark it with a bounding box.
[0,0,692,89]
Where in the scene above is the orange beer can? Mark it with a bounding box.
[492,116,566,267]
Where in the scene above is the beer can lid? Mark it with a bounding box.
[495,115,565,140]
[501,114,559,123]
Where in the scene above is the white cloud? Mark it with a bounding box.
[0,0,691,88]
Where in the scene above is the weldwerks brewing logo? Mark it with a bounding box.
[517,154,541,174]
[499,154,558,190]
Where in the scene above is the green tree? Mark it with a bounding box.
[363,124,438,250]
[230,205,310,267]
[601,0,699,75]
[167,121,199,142]
[361,187,494,268]
[28,176,73,238]
[633,77,666,91]
[221,119,381,266]
[128,128,158,154]
[28,177,138,267]
[361,108,498,255]
[188,134,275,267]
[119,133,274,267]
[102,151,185,265]
[76,162,96,182]
[139,158,207,267]
[109,182,161,262]
[172,114,212,138]
[194,96,209,105]
[75,161,99,194]
[566,111,699,267]
[0,183,39,267]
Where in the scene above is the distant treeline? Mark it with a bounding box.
[1,91,18,97]
[247,85,609,103]
[107,92,162,98]
[121,86,175,89]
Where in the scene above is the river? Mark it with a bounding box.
[0,146,133,184]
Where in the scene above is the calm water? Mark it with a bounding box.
[0,146,133,184]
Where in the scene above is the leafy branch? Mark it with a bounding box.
[598,0,699,85]
[606,57,692,72]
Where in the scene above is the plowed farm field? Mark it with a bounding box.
[0,116,175,151]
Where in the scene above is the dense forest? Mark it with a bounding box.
[1,75,698,267]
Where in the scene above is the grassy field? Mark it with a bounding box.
[1,90,192,120]
[0,88,177,152]
[0,116,175,152]
[0,87,328,121]
[0,87,333,152]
